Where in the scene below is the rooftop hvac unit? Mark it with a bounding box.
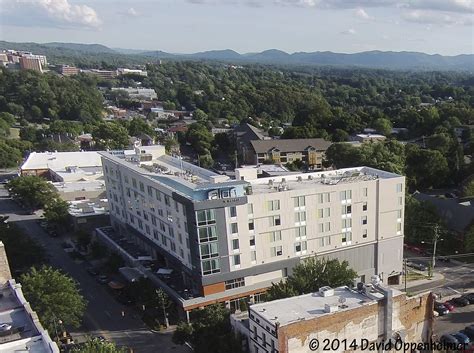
[308,175,313,180]
[268,180,274,187]
[324,303,338,313]
[319,286,334,297]
[297,176,303,182]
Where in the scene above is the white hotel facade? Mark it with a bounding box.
[100,146,405,310]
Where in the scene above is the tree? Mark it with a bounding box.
[92,122,130,150]
[463,178,474,197]
[172,304,243,353]
[405,145,449,189]
[71,338,126,353]
[0,141,22,168]
[465,225,474,252]
[43,198,70,228]
[20,266,87,334]
[266,257,358,301]
[6,176,58,210]
[373,117,392,136]
[404,195,444,244]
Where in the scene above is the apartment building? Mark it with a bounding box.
[60,65,79,76]
[100,146,405,313]
[240,284,432,353]
[19,55,43,73]
[250,138,332,169]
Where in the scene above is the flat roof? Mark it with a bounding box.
[248,166,401,195]
[21,151,103,171]
[250,286,398,327]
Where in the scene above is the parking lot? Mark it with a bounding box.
[435,303,474,337]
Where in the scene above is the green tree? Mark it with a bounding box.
[373,117,393,136]
[6,176,58,210]
[44,198,70,228]
[71,338,126,353]
[92,122,130,150]
[266,258,358,300]
[465,225,474,252]
[20,266,87,334]
[405,145,449,189]
[404,195,444,244]
[172,304,243,353]
[463,178,474,197]
[0,141,22,168]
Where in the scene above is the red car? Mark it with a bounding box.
[444,301,455,311]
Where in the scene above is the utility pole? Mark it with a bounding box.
[432,224,440,269]
[404,258,407,293]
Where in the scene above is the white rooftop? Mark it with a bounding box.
[21,151,103,172]
[356,134,386,139]
[250,286,400,327]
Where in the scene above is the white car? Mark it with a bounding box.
[0,323,12,332]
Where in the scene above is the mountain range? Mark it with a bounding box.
[0,40,472,71]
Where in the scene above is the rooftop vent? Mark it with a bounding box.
[268,180,274,187]
[308,175,313,180]
[297,176,303,182]
[319,286,334,297]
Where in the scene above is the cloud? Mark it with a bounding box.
[402,9,473,25]
[354,7,372,19]
[119,7,140,17]
[340,28,357,34]
[1,0,101,28]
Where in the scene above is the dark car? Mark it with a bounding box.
[434,302,449,316]
[452,296,470,307]
[461,326,474,340]
[462,293,474,304]
[97,275,109,284]
[444,301,455,311]
[440,334,459,346]
[407,261,428,271]
[452,332,470,344]
[437,256,450,263]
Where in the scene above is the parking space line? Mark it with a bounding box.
[447,287,460,294]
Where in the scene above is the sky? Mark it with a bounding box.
[0,0,473,55]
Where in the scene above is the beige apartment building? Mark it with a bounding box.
[250,138,332,169]
[100,146,405,313]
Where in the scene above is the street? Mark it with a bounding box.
[0,185,191,353]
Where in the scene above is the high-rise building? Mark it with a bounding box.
[19,55,43,73]
[60,65,79,76]
[100,146,405,313]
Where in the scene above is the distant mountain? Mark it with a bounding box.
[0,40,471,70]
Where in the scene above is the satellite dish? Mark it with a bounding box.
[338,297,346,304]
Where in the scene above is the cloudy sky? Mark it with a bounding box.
[0,0,472,55]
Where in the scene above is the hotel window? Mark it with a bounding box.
[126,188,131,197]
[202,259,220,275]
[270,245,283,257]
[295,241,307,253]
[342,218,352,229]
[180,249,184,258]
[231,239,240,251]
[175,201,180,212]
[132,178,137,188]
[178,233,183,244]
[396,183,403,193]
[325,222,331,232]
[198,226,218,242]
[363,202,368,211]
[124,175,129,184]
[317,208,324,218]
[397,222,402,233]
[295,211,306,223]
[294,196,305,208]
[200,242,219,259]
[232,255,241,266]
[318,194,324,203]
[139,182,145,192]
[196,209,216,226]
[155,190,162,201]
[169,227,175,238]
[295,226,306,239]
[248,220,255,231]
[362,216,368,225]
[158,209,164,217]
[342,231,352,243]
[145,224,150,235]
[231,223,238,234]
[342,205,352,215]
[340,190,352,201]
[147,185,153,196]
[160,221,166,232]
[267,200,280,211]
[229,206,237,218]
[153,229,159,240]
[318,223,324,233]
[251,251,257,262]
[270,231,282,242]
[138,219,143,230]
[143,212,149,221]
[325,207,331,217]
[250,236,255,246]
[325,193,331,202]
[398,196,403,206]
[397,209,402,220]
[161,234,167,246]
[164,195,171,206]
[225,277,245,290]
[363,187,368,197]
[248,203,254,215]
[270,215,281,226]
[362,229,368,238]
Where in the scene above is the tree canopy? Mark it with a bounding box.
[7,176,58,210]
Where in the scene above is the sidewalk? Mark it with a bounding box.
[391,271,445,292]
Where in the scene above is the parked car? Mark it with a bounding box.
[0,323,12,332]
[440,334,459,345]
[452,332,470,344]
[437,256,450,263]
[452,296,470,307]
[444,301,455,311]
[461,326,474,340]
[97,275,109,284]
[407,261,428,271]
[462,293,474,304]
[434,302,449,316]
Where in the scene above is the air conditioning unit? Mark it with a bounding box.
[324,303,338,313]
[319,286,334,297]
[297,176,303,182]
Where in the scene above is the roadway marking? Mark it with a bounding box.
[447,287,460,294]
